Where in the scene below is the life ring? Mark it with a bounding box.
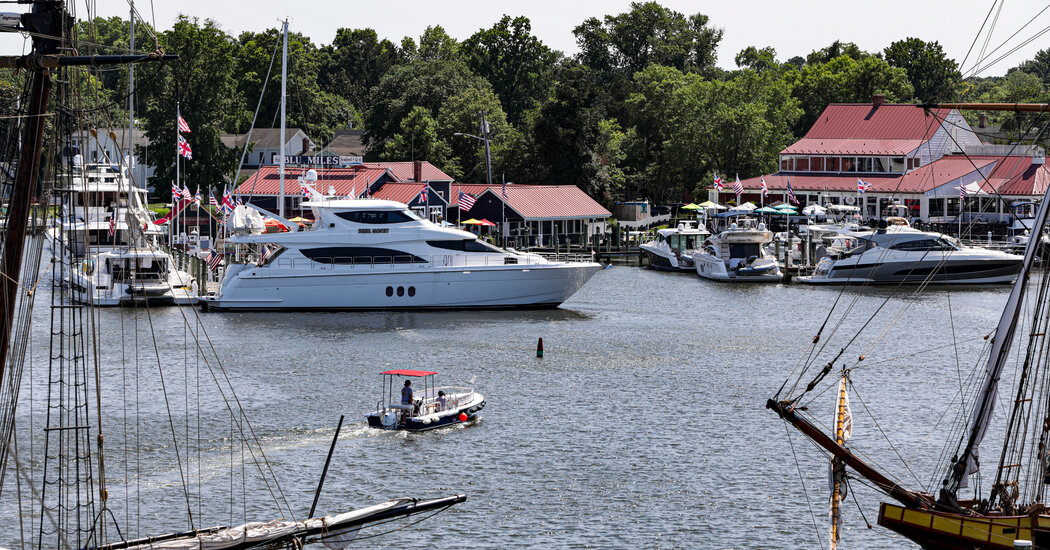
[845,196,856,205]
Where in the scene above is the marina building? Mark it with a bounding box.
[724,97,1049,223]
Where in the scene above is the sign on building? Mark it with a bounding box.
[271,154,364,166]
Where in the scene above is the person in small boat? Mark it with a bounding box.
[401,380,414,418]
[436,391,447,412]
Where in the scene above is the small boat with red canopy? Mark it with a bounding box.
[366,369,485,431]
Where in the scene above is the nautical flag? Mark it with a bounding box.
[178,135,192,159]
[501,181,508,199]
[459,190,476,212]
[221,186,235,214]
[194,187,202,207]
[171,182,180,201]
[236,197,243,206]
[209,190,219,207]
[181,185,191,200]
[960,184,968,198]
[301,186,311,199]
[786,176,799,205]
[857,178,871,194]
[714,175,723,191]
[760,177,768,197]
[207,249,222,270]
[345,193,354,200]
[256,245,271,267]
[177,108,191,133]
[732,174,744,195]
[417,187,428,204]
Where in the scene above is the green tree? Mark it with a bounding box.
[437,87,512,182]
[735,46,779,73]
[884,37,961,102]
[137,16,239,199]
[460,15,560,125]
[790,55,913,135]
[805,40,867,65]
[318,28,403,114]
[583,118,632,200]
[363,59,490,158]
[416,26,461,62]
[573,2,723,76]
[380,106,458,175]
[1010,48,1050,85]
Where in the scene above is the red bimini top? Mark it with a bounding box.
[381,369,437,377]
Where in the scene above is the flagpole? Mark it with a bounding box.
[173,101,178,249]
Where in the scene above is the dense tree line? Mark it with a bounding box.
[61,2,1050,204]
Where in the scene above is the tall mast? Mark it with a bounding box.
[127,2,134,180]
[278,19,287,218]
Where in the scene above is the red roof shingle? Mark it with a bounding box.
[361,161,453,182]
[233,165,394,197]
[782,104,952,156]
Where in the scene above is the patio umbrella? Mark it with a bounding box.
[731,201,757,211]
[754,206,780,214]
[773,203,796,211]
[477,219,497,226]
[460,218,482,225]
[697,200,726,210]
[680,203,701,210]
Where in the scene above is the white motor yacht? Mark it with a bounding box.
[691,218,782,282]
[639,221,710,272]
[200,199,603,310]
[67,248,196,306]
[49,162,153,257]
[798,226,1023,285]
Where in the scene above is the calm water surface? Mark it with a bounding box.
[6,265,1015,548]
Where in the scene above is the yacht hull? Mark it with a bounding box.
[879,502,1050,549]
[798,257,1022,285]
[201,262,602,310]
[693,254,782,282]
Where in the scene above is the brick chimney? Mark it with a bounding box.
[413,160,423,182]
[872,94,885,108]
[978,114,986,128]
[301,137,310,155]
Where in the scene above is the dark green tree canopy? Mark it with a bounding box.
[318,28,404,113]
[573,2,723,76]
[883,37,961,102]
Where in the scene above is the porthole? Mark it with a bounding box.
[408,286,416,297]
[396,286,405,297]
[386,286,393,297]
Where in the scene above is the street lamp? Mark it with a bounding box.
[454,113,499,242]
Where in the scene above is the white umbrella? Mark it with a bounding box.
[730,201,757,211]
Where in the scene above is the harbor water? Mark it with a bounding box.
[7,264,1013,548]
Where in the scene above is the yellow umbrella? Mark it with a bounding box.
[680,203,701,210]
[460,218,482,225]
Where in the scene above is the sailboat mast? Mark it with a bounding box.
[829,378,847,550]
[278,19,287,218]
[128,3,134,179]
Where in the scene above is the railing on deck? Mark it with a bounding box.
[267,252,594,271]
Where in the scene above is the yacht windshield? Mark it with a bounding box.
[335,209,421,224]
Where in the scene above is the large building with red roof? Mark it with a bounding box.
[723,97,1048,223]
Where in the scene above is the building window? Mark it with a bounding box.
[827,157,840,172]
[890,157,906,173]
[873,157,888,173]
[810,157,825,171]
[780,156,793,171]
[841,157,855,172]
[857,157,873,172]
[930,198,946,217]
[795,156,810,171]
[907,157,920,170]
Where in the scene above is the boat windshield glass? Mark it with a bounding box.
[335,209,421,224]
[729,243,761,259]
[887,237,958,251]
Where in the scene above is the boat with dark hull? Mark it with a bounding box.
[639,221,709,272]
[366,369,485,432]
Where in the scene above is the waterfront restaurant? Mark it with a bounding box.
[721,98,1049,222]
[232,164,398,215]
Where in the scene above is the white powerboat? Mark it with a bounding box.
[67,248,196,305]
[640,221,710,271]
[798,226,1023,285]
[49,161,151,257]
[200,199,602,310]
[366,369,484,432]
[691,219,782,282]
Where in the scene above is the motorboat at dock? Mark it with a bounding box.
[639,221,710,271]
[67,248,196,306]
[691,217,782,282]
[366,369,485,432]
[798,226,1023,284]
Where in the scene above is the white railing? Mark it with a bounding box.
[266,252,595,271]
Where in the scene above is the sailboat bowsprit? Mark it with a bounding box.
[0,3,467,549]
[771,102,1050,549]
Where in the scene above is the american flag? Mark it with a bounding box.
[236,197,243,206]
[458,190,476,212]
[857,178,872,194]
[181,186,191,200]
[177,135,192,159]
[256,245,271,267]
[786,176,799,205]
[501,179,508,199]
[732,175,744,195]
[177,108,191,133]
[209,191,219,207]
[960,184,968,198]
[760,177,768,197]
[207,249,222,270]
[714,175,723,191]
[108,213,115,237]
